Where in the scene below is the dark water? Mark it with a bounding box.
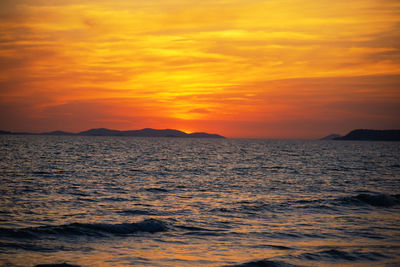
[0,136,399,266]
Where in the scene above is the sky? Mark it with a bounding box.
[0,0,399,138]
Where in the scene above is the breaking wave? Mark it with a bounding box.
[226,259,303,267]
[296,248,388,262]
[0,219,168,239]
[341,193,400,207]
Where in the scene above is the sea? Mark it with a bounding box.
[0,135,399,267]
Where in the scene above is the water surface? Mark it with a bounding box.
[0,136,399,266]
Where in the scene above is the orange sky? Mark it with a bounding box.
[0,0,399,138]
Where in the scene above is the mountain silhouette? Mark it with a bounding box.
[320,134,342,140]
[334,129,400,141]
[0,128,225,139]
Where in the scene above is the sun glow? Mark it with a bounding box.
[0,0,399,138]
[180,129,193,134]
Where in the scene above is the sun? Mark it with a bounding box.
[179,129,193,134]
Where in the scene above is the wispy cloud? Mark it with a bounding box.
[0,0,399,137]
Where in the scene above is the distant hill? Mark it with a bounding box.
[77,128,122,136]
[42,131,74,136]
[121,128,189,138]
[0,130,36,135]
[77,128,225,138]
[334,129,400,141]
[320,134,342,140]
[0,128,225,139]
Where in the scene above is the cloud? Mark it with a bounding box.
[188,108,210,114]
[0,0,399,137]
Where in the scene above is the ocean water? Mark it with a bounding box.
[0,135,399,267]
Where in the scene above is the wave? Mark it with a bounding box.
[0,241,62,252]
[100,197,130,202]
[0,219,168,239]
[296,248,388,262]
[35,264,81,267]
[226,259,302,267]
[291,193,400,210]
[118,209,155,216]
[177,224,228,237]
[0,219,229,241]
[341,193,400,207]
[207,193,400,219]
[250,244,293,250]
[145,187,169,193]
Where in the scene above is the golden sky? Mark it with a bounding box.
[0,0,399,138]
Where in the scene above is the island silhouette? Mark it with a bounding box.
[320,129,400,141]
[0,128,225,139]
